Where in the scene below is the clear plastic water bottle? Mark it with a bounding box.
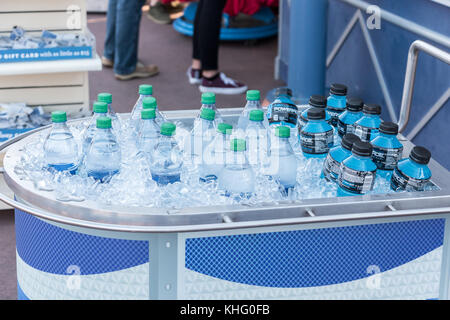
[130,84,153,128]
[262,126,297,192]
[354,104,382,142]
[371,122,403,179]
[322,133,360,182]
[198,92,223,125]
[135,97,164,134]
[300,108,334,158]
[326,83,348,127]
[150,122,183,185]
[137,108,160,155]
[43,111,79,173]
[97,92,117,118]
[219,138,255,198]
[82,101,108,154]
[298,95,331,131]
[185,108,217,165]
[337,141,377,197]
[245,109,270,168]
[391,146,431,192]
[143,96,165,126]
[200,123,233,182]
[337,97,364,137]
[85,117,121,182]
[237,90,269,131]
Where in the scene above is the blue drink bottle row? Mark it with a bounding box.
[300,108,334,158]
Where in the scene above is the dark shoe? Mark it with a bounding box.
[101,56,114,68]
[147,2,172,25]
[199,72,248,95]
[187,67,202,85]
[115,63,159,81]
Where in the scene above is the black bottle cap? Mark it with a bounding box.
[409,146,431,164]
[341,133,361,151]
[330,83,348,96]
[309,95,327,108]
[275,87,293,98]
[352,140,373,157]
[307,107,326,120]
[379,121,399,135]
[346,97,364,111]
[363,104,382,115]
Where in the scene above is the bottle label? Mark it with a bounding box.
[372,145,403,170]
[298,114,307,130]
[337,120,355,137]
[267,103,298,128]
[300,129,334,154]
[338,164,376,194]
[390,168,429,191]
[327,107,344,127]
[152,173,181,185]
[200,175,218,182]
[354,124,378,142]
[322,153,340,181]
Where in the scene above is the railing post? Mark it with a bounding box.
[287,0,328,103]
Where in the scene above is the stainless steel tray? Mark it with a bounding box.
[1,108,449,233]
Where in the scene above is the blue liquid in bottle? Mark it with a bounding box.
[354,104,382,142]
[322,133,360,182]
[266,87,298,129]
[298,95,331,131]
[337,141,377,197]
[326,83,348,127]
[390,146,432,192]
[371,122,403,179]
[300,108,334,158]
[337,97,363,137]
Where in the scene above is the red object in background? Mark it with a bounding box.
[161,0,278,17]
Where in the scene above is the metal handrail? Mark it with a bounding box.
[398,40,450,133]
[339,0,450,48]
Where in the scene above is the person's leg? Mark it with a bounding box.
[196,0,247,94]
[197,0,226,74]
[103,0,117,65]
[114,0,145,75]
[187,1,204,84]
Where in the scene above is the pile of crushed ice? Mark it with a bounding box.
[13,115,432,210]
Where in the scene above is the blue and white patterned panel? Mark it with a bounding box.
[182,247,442,300]
[15,209,150,299]
[16,252,149,300]
[185,219,445,294]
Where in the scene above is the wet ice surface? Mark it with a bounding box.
[13,115,439,211]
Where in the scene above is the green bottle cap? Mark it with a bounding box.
[141,108,156,120]
[249,109,264,122]
[200,108,215,121]
[275,126,290,138]
[217,123,233,134]
[142,97,157,109]
[230,138,246,152]
[97,93,112,104]
[246,90,260,101]
[160,122,176,136]
[51,111,67,123]
[96,116,112,129]
[93,101,108,113]
[201,92,216,104]
[139,84,153,95]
